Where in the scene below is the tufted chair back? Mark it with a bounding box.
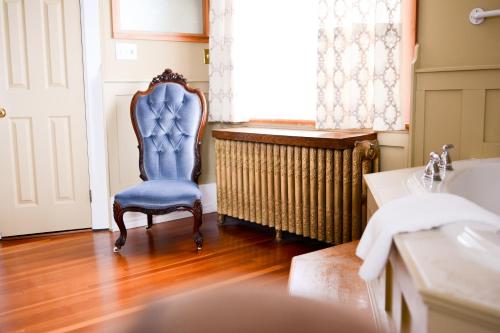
[131,72,206,182]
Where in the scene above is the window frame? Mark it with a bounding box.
[111,0,209,43]
[249,119,315,127]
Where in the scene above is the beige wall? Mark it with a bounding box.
[410,0,500,165]
[417,0,500,69]
[100,1,207,83]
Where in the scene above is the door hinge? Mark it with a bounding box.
[89,189,92,203]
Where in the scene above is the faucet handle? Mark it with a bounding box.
[430,151,441,161]
[440,144,454,170]
[424,152,442,181]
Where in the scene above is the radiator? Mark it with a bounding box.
[214,130,379,244]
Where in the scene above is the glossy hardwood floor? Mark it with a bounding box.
[0,214,329,332]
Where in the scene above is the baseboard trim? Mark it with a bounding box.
[110,182,217,232]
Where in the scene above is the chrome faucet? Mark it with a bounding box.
[423,152,442,181]
[440,144,454,171]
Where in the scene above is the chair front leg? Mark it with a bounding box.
[192,200,203,251]
[146,214,153,229]
[113,201,127,253]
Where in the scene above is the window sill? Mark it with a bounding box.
[249,119,315,127]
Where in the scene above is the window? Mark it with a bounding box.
[233,0,318,122]
[209,0,414,129]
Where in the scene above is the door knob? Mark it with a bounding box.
[0,107,6,118]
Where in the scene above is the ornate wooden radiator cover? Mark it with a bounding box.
[213,128,379,244]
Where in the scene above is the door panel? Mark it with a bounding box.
[0,0,91,236]
[49,116,75,202]
[4,0,29,88]
[9,117,37,205]
[43,0,68,88]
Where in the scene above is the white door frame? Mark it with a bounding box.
[80,0,110,230]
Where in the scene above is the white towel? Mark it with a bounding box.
[356,193,500,281]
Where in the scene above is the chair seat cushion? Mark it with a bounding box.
[114,180,201,210]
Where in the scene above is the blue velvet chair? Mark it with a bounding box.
[113,69,207,252]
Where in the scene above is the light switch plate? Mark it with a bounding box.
[115,42,137,60]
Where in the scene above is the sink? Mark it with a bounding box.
[440,222,500,273]
[404,158,500,272]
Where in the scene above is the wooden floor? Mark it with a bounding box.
[0,213,333,332]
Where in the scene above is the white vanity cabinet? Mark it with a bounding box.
[365,166,500,333]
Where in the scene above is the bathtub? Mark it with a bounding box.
[407,157,500,215]
[407,157,500,269]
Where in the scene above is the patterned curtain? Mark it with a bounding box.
[208,0,248,122]
[316,0,404,130]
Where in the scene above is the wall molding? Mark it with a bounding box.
[416,64,500,73]
[80,0,110,230]
[110,182,217,231]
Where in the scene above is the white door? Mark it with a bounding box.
[0,0,91,237]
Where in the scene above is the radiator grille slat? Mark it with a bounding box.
[242,142,250,221]
[287,146,295,234]
[248,142,255,223]
[342,149,352,243]
[267,145,274,227]
[309,148,318,240]
[273,145,281,230]
[280,145,288,231]
[215,139,378,244]
[254,143,261,224]
[325,149,334,243]
[236,142,243,219]
[293,146,302,235]
[260,144,267,226]
[230,141,237,217]
[333,150,343,245]
[301,147,310,237]
[317,148,326,241]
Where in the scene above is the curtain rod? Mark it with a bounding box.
[470,8,500,25]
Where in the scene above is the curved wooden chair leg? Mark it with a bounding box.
[146,214,153,229]
[113,202,127,253]
[192,200,203,251]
